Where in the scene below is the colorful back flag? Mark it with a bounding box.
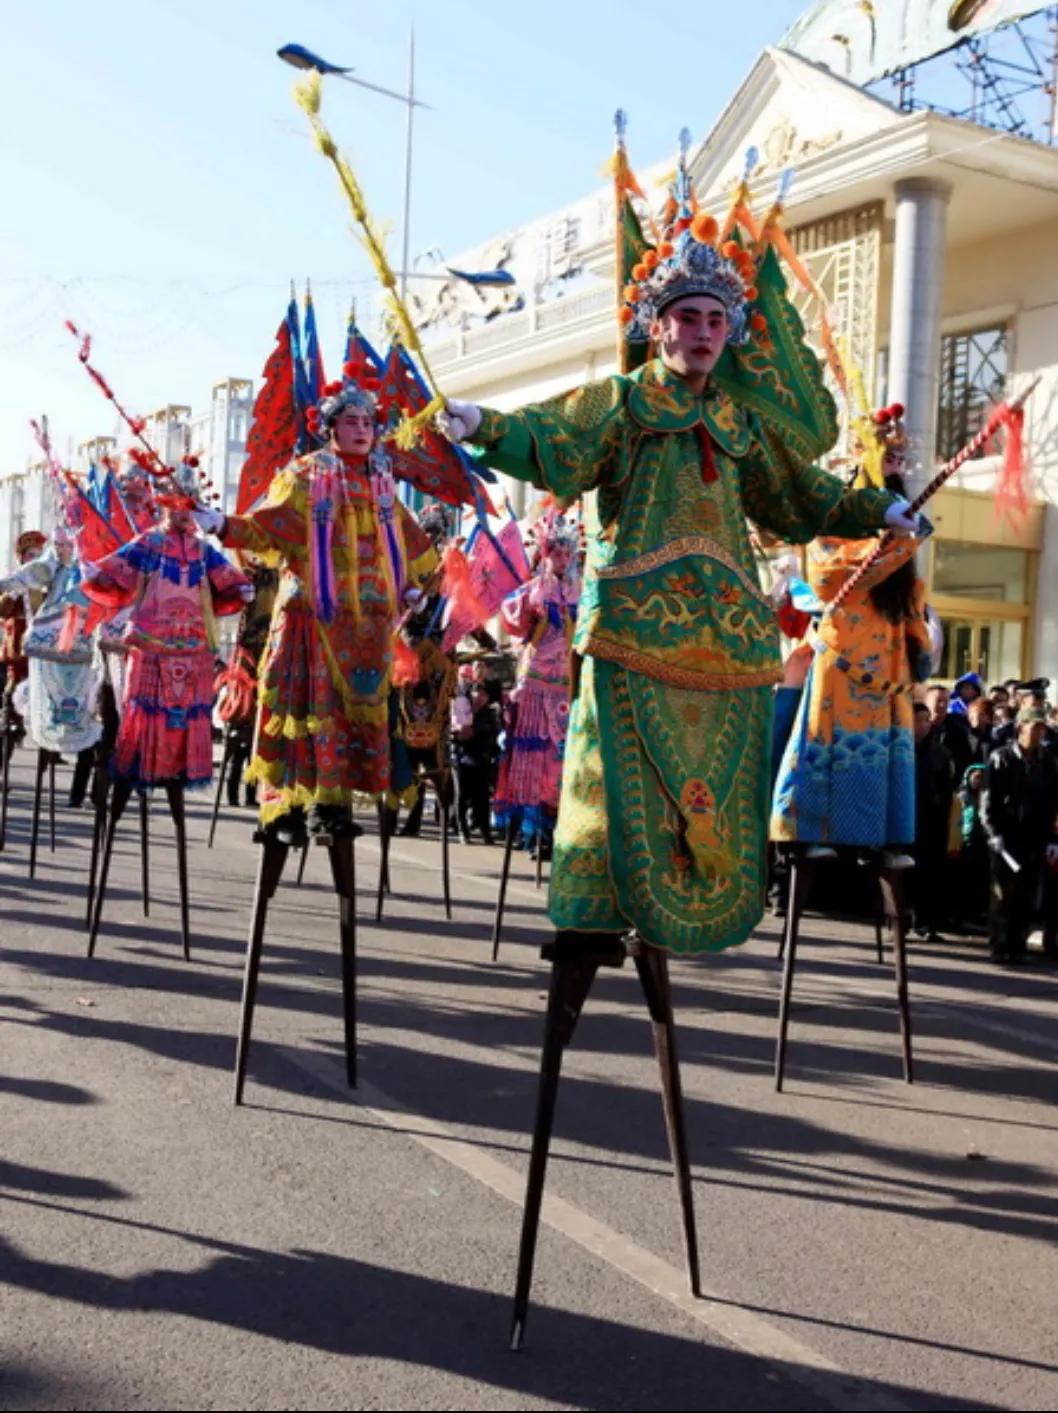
[303,285,326,403]
[237,309,299,515]
[442,516,530,652]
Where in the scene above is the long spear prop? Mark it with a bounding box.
[293,71,444,451]
[826,379,1039,617]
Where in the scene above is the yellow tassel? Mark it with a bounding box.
[391,394,445,450]
[294,73,322,116]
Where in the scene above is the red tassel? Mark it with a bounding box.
[993,403,1029,527]
[392,633,421,687]
[215,647,257,723]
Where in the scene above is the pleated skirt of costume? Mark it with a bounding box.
[770,658,915,848]
[113,647,215,788]
[246,602,390,824]
[16,657,101,757]
[549,657,773,955]
[493,676,569,830]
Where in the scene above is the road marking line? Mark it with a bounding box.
[281,1045,910,1413]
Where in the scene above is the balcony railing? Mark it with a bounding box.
[427,283,612,370]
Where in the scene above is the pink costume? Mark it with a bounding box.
[493,536,578,834]
[82,523,247,788]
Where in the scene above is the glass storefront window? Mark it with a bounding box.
[932,541,1028,601]
[938,618,1023,684]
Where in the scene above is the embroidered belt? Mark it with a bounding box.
[594,536,770,607]
[809,631,913,697]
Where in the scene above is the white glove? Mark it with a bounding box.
[193,506,225,536]
[884,498,921,537]
[436,400,482,443]
[403,586,426,610]
[237,583,255,603]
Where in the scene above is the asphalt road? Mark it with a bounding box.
[2,745,1057,1411]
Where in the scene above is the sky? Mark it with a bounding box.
[0,0,807,468]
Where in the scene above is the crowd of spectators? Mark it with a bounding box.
[911,674,1058,964]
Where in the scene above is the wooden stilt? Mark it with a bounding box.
[207,733,234,848]
[48,755,56,852]
[439,772,452,921]
[774,855,813,1092]
[491,820,516,962]
[28,749,50,880]
[326,833,358,1089]
[234,824,363,1104]
[632,942,701,1297]
[0,725,15,853]
[164,782,191,961]
[233,836,289,1105]
[85,748,109,927]
[375,802,392,922]
[86,780,134,958]
[878,867,915,1084]
[509,933,699,1350]
[139,793,150,917]
[775,855,915,1090]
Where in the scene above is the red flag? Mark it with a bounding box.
[442,518,529,651]
[237,316,298,515]
[379,345,490,508]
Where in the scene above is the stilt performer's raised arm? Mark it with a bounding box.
[826,377,1039,616]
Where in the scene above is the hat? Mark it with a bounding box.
[15,529,46,558]
[619,133,755,348]
[1016,678,1050,696]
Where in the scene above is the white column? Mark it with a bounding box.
[887,177,952,493]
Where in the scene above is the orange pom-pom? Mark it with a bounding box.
[751,312,768,332]
[658,241,674,258]
[690,213,718,244]
[642,249,659,272]
[631,262,648,282]
[623,284,640,303]
[744,285,759,301]
[721,241,741,260]
[618,306,635,325]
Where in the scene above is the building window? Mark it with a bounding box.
[936,324,1007,461]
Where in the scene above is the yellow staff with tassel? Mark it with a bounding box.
[293,71,445,450]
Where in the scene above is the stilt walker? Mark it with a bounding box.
[0,507,103,876]
[0,529,47,851]
[490,508,579,957]
[438,122,922,1344]
[194,290,487,1103]
[81,458,250,957]
[217,72,498,1101]
[61,326,250,958]
[770,380,1037,1086]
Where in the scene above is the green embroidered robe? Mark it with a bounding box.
[473,357,892,954]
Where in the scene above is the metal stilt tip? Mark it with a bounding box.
[509,1316,524,1351]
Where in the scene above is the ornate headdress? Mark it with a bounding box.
[850,402,907,490]
[619,131,763,349]
[529,509,580,558]
[305,360,380,442]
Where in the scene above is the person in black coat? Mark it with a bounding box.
[912,703,955,940]
[926,684,973,783]
[451,684,500,845]
[980,706,1058,963]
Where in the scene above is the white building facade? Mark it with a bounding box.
[418,46,1058,685]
